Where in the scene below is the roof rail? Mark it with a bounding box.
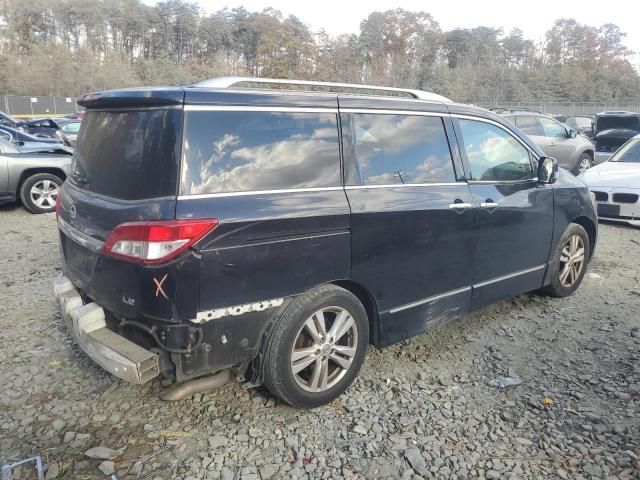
[192,76,451,103]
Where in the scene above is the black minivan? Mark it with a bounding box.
[54,77,597,408]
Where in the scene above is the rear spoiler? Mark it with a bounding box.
[78,87,185,109]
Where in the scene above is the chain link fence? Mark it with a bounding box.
[474,102,640,116]
[1,95,81,117]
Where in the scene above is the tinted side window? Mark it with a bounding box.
[342,113,455,185]
[539,117,567,138]
[515,116,544,136]
[181,111,340,195]
[458,119,534,181]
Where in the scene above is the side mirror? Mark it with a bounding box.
[566,128,577,138]
[538,156,558,184]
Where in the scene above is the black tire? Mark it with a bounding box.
[542,223,590,297]
[572,153,592,175]
[19,173,62,214]
[262,284,369,408]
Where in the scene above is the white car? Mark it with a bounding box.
[580,134,640,227]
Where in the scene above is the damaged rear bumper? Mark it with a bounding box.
[53,273,159,384]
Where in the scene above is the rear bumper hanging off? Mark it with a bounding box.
[53,273,159,384]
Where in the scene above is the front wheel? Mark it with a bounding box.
[543,223,590,297]
[19,173,63,214]
[573,153,592,175]
[262,284,369,408]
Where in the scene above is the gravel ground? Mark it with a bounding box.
[1,205,639,480]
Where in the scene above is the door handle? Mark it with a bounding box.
[548,142,556,147]
[480,202,499,208]
[448,202,475,210]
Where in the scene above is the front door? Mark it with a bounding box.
[454,117,554,309]
[340,107,476,345]
[537,116,576,170]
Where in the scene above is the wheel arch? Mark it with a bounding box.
[16,168,67,195]
[572,215,596,259]
[331,279,380,347]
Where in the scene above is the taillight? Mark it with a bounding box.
[55,194,61,218]
[103,219,218,265]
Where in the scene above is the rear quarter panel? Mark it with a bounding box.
[176,190,351,313]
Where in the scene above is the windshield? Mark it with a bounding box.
[71,109,182,200]
[597,116,640,132]
[610,138,640,163]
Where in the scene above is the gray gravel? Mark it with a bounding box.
[1,205,639,479]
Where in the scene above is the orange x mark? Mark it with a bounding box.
[154,274,169,300]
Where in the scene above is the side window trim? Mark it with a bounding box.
[338,109,464,187]
[452,115,540,184]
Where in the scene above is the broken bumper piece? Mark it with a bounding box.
[53,273,159,384]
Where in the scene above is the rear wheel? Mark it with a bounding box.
[573,153,592,174]
[543,223,590,297]
[19,173,62,214]
[262,284,368,408]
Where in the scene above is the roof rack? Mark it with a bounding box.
[192,76,451,103]
[488,107,544,114]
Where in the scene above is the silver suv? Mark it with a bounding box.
[500,112,595,174]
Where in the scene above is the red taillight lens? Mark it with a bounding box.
[103,219,218,264]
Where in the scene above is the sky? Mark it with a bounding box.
[156,0,640,63]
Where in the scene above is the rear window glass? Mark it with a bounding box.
[342,113,455,185]
[72,109,182,200]
[181,111,340,195]
[515,116,544,136]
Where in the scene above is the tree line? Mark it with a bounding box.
[0,0,638,103]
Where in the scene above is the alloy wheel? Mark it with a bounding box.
[30,179,59,208]
[578,157,591,173]
[290,306,358,392]
[559,234,585,288]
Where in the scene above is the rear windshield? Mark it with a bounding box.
[596,116,640,132]
[71,109,182,200]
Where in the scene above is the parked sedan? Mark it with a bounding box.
[581,134,640,227]
[0,138,72,213]
[56,121,81,148]
[500,112,595,174]
[0,125,60,150]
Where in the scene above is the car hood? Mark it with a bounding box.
[595,128,639,140]
[580,161,640,188]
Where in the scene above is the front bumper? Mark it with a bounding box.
[53,274,159,384]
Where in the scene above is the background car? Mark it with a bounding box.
[581,134,640,227]
[56,121,81,148]
[593,111,640,163]
[565,115,595,139]
[0,138,72,213]
[500,111,595,173]
[0,124,60,150]
[65,111,85,120]
[19,118,66,138]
